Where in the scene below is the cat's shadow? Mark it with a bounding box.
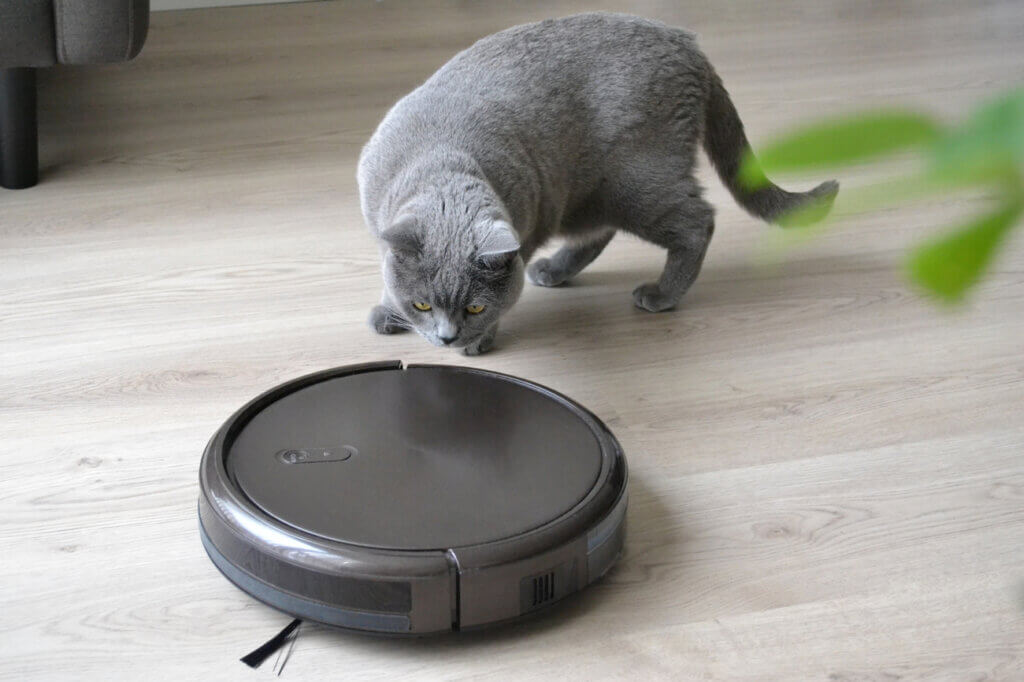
[503,249,895,353]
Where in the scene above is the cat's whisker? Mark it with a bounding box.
[383,312,413,329]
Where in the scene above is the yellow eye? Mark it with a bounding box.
[466,304,485,314]
[413,302,432,311]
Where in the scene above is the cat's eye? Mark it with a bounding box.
[465,304,485,314]
[413,302,432,311]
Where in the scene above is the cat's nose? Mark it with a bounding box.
[437,321,459,345]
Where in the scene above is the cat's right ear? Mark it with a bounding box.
[380,215,422,258]
[475,219,520,270]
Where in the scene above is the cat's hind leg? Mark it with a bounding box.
[627,193,714,313]
[526,228,616,287]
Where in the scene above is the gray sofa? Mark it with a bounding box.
[0,0,149,188]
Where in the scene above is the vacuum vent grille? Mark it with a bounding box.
[532,572,555,606]
[519,560,578,614]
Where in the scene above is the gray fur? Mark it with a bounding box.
[358,12,837,352]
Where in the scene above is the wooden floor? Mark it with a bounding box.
[2,1,1023,679]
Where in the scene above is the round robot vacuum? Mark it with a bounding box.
[198,361,627,635]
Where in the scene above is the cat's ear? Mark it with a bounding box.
[381,215,421,257]
[476,220,520,269]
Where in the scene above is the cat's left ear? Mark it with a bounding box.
[476,220,520,270]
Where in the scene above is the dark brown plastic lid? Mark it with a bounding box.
[198,362,627,635]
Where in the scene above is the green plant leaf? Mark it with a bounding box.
[929,89,1024,187]
[739,111,942,188]
[906,199,1023,302]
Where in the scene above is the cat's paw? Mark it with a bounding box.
[526,258,569,287]
[632,283,678,313]
[462,327,497,355]
[369,305,409,334]
[461,338,493,356]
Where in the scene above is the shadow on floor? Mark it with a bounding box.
[303,474,679,656]
[501,249,896,355]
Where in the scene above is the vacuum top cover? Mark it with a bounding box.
[199,361,627,634]
[229,363,602,550]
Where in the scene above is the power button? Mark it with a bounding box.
[278,449,311,464]
[276,446,356,465]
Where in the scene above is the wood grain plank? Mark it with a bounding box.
[1,0,1022,679]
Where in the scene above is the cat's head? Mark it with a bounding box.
[378,209,523,349]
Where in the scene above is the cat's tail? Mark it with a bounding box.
[702,70,838,224]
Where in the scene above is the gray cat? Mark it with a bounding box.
[358,12,837,355]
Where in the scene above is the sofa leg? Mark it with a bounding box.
[1,67,39,189]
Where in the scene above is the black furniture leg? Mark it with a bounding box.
[1,68,38,189]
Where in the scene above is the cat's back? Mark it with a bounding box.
[358,13,710,226]
[429,13,704,104]
[364,13,708,165]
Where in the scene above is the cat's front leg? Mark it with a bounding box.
[462,323,498,356]
[368,304,410,334]
[527,229,616,287]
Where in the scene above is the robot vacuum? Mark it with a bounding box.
[198,361,627,635]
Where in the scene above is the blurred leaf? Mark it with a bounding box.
[739,111,942,188]
[906,199,1023,302]
[741,88,1024,303]
[737,154,771,191]
[930,89,1024,186]
[757,173,959,264]
[770,171,945,233]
